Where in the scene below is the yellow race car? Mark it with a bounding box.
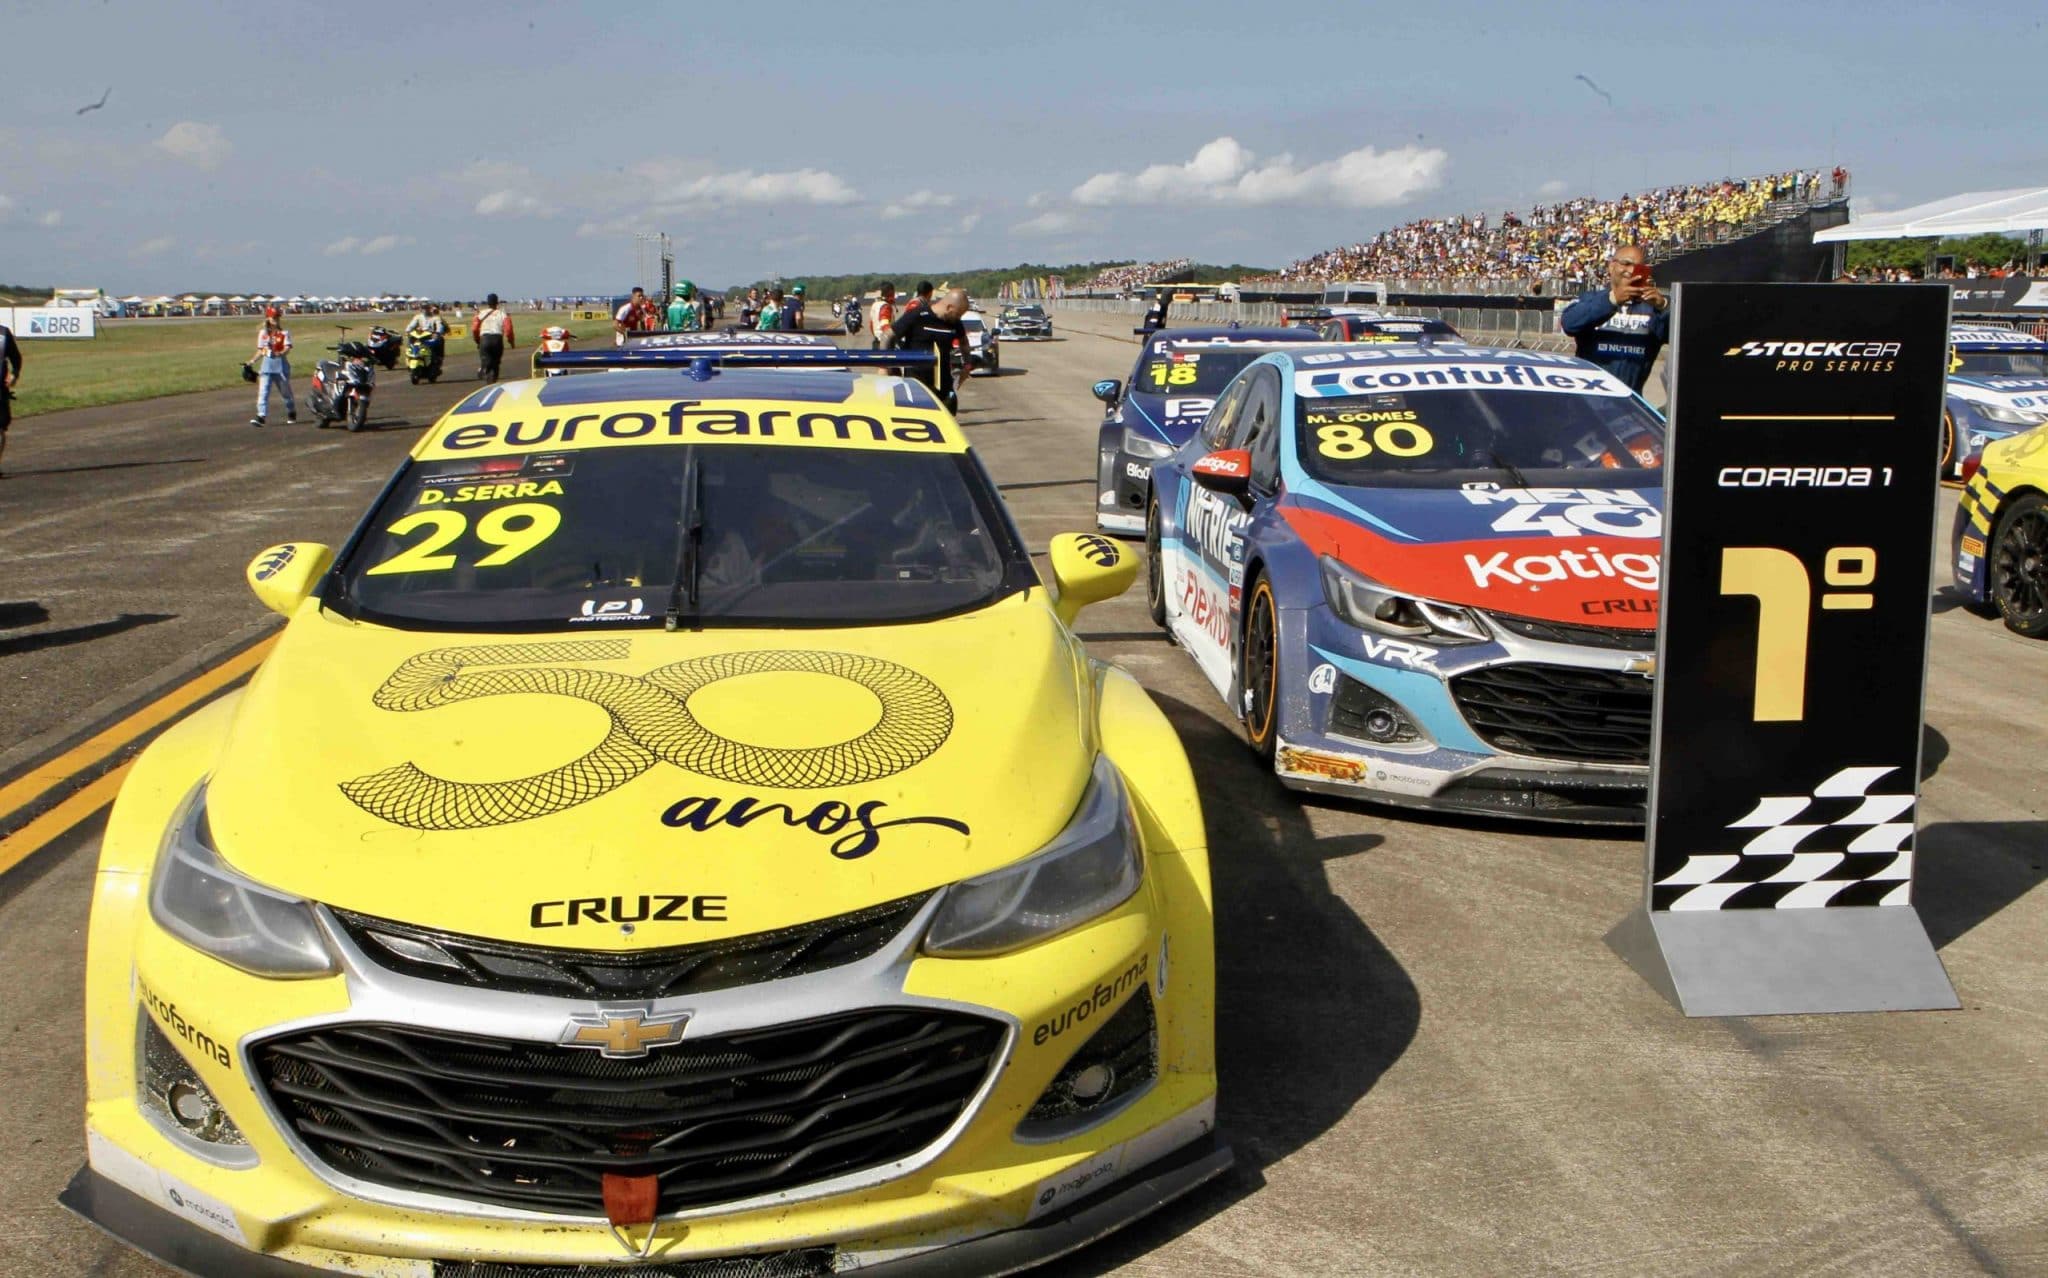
[1953,422,2048,638]
[63,348,1223,1275]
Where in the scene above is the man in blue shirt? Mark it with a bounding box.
[1560,244,1669,392]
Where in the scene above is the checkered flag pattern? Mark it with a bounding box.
[1654,765,1915,911]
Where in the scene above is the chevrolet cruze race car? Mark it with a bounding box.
[997,305,1052,340]
[62,348,1225,1275]
[1942,325,2048,476]
[1143,342,1664,823]
[1315,314,1462,344]
[1953,422,2048,638]
[1092,326,1323,534]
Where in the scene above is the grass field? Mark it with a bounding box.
[7,309,624,418]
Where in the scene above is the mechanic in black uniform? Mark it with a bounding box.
[890,286,970,412]
[0,321,20,478]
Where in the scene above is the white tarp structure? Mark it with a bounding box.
[1815,187,2048,243]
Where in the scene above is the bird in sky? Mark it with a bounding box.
[76,87,111,115]
[1574,74,1615,108]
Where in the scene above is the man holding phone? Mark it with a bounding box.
[1560,243,1669,393]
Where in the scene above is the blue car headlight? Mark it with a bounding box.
[149,783,338,979]
[924,756,1142,957]
[1975,401,2048,427]
[1121,428,1176,461]
[1320,556,1488,644]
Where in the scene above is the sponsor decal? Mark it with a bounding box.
[1723,338,1900,373]
[1466,547,1659,592]
[1359,634,1439,672]
[659,794,968,861]
[1460,487,1660,539]
[1300,363,1627,398]
[1028,1151,1122,1222]
[1074,535,1122,567]
[1124,461,1151,481]
[139,981,231,1070]
[438,401,949,452]
[1279,745,1366,782]
[530,894,729,927]
[1185,487,1249,565]
[344,643,954,831]
[559,1007,690,1059]
[160,1177,246,1244]
[571,597,648,623]
[417,478,565,505]
[1308,663,1337,695]
[1177,567,1233,650]
[1156,934,1170,1001]
[1033,954,1149,1046]
[251,544,296,582]
[1717,466,1879,489]
[1163,396,1215,419]
[1960,535,1985,557]
[1582,597,1657,618]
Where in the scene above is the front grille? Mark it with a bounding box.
[333,894,930,1001]
[254,1010,1004,1216]
[436,1252,834,1278]
[1487,612,1654,650]
[1450,663,1652,765]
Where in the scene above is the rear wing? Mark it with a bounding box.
[534,348,937,377]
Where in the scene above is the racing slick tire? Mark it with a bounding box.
[1941,410,1958,479]
[1989,492,2048,638]
[1240,572,1281,761]
[1145,498,1167,628]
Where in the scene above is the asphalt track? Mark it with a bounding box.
[1,314,2044,1275]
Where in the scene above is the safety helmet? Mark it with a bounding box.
[264,305,280,319]
[791,283,806,295]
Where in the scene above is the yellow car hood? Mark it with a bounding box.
[204,593,1094,947]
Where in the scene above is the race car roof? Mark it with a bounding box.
[1146,325,1323,347]
[1951,326,2048,351]
[1271,342,1634,397]
[416,370,963,461]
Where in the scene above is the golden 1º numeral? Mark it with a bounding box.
[1718,546,1876,721]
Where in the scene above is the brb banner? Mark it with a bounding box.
[1609,283,1960,1017]
[0,307,98,339]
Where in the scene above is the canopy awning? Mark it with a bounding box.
[1815,187,2048,243]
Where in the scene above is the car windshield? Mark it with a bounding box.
[1135,347,1266,396]
[1295,387,1665,489]
[1956,349,2048,377]
[963,317,984,332]
[1015,307,1045,318]
[334,444,1024,630]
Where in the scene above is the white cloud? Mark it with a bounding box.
[322,236,360,257]
[1072,136,1446,208]
[654,167,857,209]
[39,209,61,227]
[359,234,413,256]
[575,214,655,240]
[761,233,816,254]
[879,189,957,220]
[132,235,174,258]
[1538,179,1570,197]
[474,189,553,218]
[1013,210,1083,236]
[0,194,15,219]
[958,211,982,234]
[153,121,232,171]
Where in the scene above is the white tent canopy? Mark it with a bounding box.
[1815,187,2048,243]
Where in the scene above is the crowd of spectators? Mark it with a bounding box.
[1251,168,1846,293]
[1084,259,1193,292]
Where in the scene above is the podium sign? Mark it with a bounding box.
[1609,283,1959,1016]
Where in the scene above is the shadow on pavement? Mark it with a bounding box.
[1915,819,2048,949]
[1921,723,1950,782]
[0,601,52,630]
[0,612,175,659]
[5,457,204,479]
[1046,691,1420,1276]
[999,478,1097,493]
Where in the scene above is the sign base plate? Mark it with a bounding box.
[1606,906,1958,1017]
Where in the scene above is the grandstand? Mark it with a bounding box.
[1084,259,1193,293]
[1253,169,1848,295]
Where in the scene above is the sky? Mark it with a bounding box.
[3,0,2044,297]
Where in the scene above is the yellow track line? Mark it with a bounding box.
[0,635,276,832]
[0,761,134,878]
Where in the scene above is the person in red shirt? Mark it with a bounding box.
[249,307,297,427]
[471,293,515,382]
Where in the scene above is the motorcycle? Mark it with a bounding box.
[405,328,446,385]
[365,325,401,370]
[311,340,375,432]
[843,298,863,335]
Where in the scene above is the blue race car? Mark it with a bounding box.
[1943,325,2048,477]
[1143,341,1667,823]
[1092,326,1323,534]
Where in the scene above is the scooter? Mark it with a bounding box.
[843,299,863,335]
[405,330,445,385]
[311,340,375,431]
[365,325,401,370]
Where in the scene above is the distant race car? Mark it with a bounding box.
[1143,341,1666,823]
[62,346,1226,1276]
[1942,325,2048,477]
[1092,326,1323,534]
[1316,315,1463,344]
[962,309,1000,375]
[997,304,1053,340]
[1952,422,2048,637]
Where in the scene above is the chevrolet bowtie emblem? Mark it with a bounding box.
[1624,656,1657,677]
[560,1007,690,1059]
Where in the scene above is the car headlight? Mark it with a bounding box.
[149,783,338,979]
[1120,428,1176,461]
[924,756,1142,956]
[1976,401,2048,426]
[1320,556,1489,644]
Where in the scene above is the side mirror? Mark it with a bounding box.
[1091,379,1121,405]
[1191,450,1253,502]
[1047,533,1138,627]
[246,542,335,617]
